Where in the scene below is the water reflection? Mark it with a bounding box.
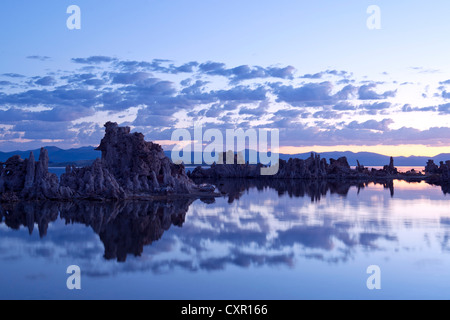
[195,178,400,202]
[0,200,194,262]
[0,179,448,274]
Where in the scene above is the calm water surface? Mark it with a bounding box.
[0,178,449,300]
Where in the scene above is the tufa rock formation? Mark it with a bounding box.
[189,151,450,186]
[189,152,401,180]
[0,149,72,202]
[425,159,450,184]
[383,157,398,175]
[60,159,125,200]
[94,122,195,195]
[425,160,440,174]
[0,123,448,202]
[0,122,216,202]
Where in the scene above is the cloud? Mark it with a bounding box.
[239,101,269,116]
[301,70,349,79]
[2,73,25,78]
[134,113,177,128]
[181,85,268,104]
[437,103,450,114]
[63,73,106,88]
[360,102,392,110]
[26,55,51,61]
[198,61,227,74]
[402,104,437,112]
[410,67,440,74]
[301,72,323,79]
[101,80,178,111]
[332,102,356,111]
[273,82,335,106]
[441,90,450,99]
[404,103,449,115]
[0,88,100,109]
[326,70,349,77]
[334,84,357,100]
[198,62,296,83]
[173,61,199,73]
[267,66,296,79]
[0,106,95,123]
[115,59,199,75]
[0,127,21,140]
[313,110,342,120]
[64,73,96,82]
[72,56,117,64]
[0,56,448,150]
[110,72,152,84]
[358,83,396,100]
[272,82,358,107]
[347,119,394,131]
[275,124,450,147]
[214,86,267,101]
[273,108,303,118]
[180,80,208,95]
[0,86,99,124]
[13,121,77,140]
[35,76,56,86]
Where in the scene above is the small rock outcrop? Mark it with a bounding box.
[443,162,450,182]
[327,157,352,176]
[383,157,398,175]
[277,153,328,179]
[426,160,450,184]
[425,160,440,174]
[0,148,71,201]
[60,159,125,200]
[190,152,331,179]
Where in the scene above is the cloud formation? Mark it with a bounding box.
[0,56,448,151]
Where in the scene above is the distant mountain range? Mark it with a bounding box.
[279,151,450,166]
[0,146,449,167]
[0,146,101,166]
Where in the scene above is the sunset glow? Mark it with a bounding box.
[279,144,450,157]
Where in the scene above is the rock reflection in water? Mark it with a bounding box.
[0,179,447,268]
[194,178,397,203]
[0,201,59,238]
[0,199,194,262]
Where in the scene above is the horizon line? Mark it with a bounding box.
[0,144,449,159]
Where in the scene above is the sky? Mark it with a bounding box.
[0,0,449,156]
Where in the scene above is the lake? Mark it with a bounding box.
[0,178,449,300]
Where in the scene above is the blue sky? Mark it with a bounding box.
[0,1,449,155]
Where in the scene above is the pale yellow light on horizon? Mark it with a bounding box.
[279,144,450,157]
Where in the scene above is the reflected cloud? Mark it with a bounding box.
[0,179,448,277]
[1,200,193,263]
